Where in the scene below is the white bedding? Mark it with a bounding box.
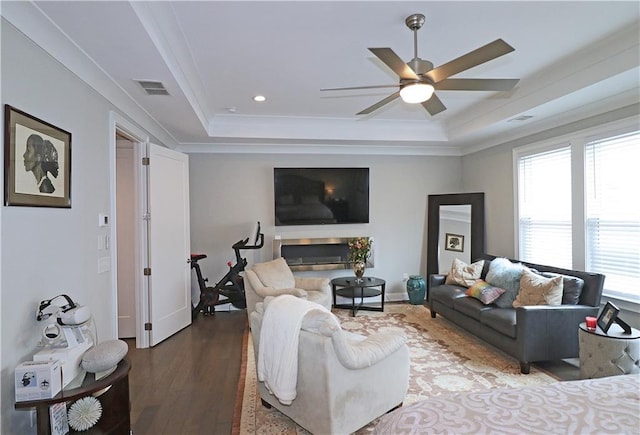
[373,374,640,434]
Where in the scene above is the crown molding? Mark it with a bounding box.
[1,1,179,148]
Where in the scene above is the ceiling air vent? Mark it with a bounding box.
[137,80,169,96]
[508,115,534,122]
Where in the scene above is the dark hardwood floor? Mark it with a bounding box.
[125,310,247,435]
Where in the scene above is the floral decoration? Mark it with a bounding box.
[348,237,372,263]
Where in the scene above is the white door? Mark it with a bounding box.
[146,143,191,346]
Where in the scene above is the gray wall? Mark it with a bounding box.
[0,20,164,433]
[462,143,517,258]
[188,153,462,299]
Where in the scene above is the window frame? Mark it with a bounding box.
[513,116,639,307]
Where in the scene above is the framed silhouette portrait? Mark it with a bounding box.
[4,105,71,207]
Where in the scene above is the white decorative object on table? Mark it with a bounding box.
[82,339,128,373]
[67,396,102,431]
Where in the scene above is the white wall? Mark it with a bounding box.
[188,153,462,299]
[0,20,164,433]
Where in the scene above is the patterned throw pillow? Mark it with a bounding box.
[466,280,506,305]
[486,258,524,308]
[513,268,563,307]
[445,258,485,287]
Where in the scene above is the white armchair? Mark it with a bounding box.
[250,297,410,434]
[244,257,332,315]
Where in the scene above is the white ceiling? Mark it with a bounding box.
[6,1,640,155]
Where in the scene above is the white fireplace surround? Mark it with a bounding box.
[273,237,374,271]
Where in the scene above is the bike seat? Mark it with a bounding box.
[190,254,207,261]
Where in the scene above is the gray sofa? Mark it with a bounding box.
[429,254,605,373]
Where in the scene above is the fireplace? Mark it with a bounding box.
[273,237,374,271]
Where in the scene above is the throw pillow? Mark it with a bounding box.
[466,279,506,305]
[513,267,563,307]
[252,257,295,289]
[445,258,485,287]
[486,258,524,308]
[541,272,584,305]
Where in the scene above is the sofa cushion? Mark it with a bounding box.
[486,258,524,308]
[252,257,295,289]
[445,258,485,287]
[541,272,584,305]
[513,268,563,307]
[453,296,493,321]
[466,279,506,305]
[430,285,468,309]
[480,308,517,338]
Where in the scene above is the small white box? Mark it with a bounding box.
[34,341,91,388]
[15,360,62,402]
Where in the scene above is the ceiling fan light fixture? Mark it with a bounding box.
[400,83,434,104]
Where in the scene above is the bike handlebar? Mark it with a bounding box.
[232,232,264,251]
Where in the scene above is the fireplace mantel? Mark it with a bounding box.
[273,236,374,271]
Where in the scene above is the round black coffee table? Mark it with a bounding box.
[331,276,385,316]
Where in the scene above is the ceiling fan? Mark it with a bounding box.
[321,13,519,116]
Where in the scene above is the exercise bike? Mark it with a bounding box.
[190,222,264,317]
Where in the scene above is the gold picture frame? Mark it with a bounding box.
[4,105,71,207]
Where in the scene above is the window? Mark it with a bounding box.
[515,119,640,303]
[585,131,640,299]
[517,145,572,268]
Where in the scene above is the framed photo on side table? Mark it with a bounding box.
[4,105,71,207]
[597,301,620,333]
[444,233,464,252]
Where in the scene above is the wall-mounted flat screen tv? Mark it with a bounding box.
[274,167,369,226]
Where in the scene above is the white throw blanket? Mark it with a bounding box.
[257,295,333,405]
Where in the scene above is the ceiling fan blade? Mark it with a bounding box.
[426,39,515,83]
[321,84,400,91]
[421,94,446,116]
[357,92,400,115]
[435,78,519,91]
[369,48,419,80]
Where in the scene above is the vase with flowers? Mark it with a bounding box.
[348,237,372,283]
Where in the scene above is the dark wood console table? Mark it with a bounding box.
[15,358,131,435]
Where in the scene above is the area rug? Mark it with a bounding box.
[233,304,559,434]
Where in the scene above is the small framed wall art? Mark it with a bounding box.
[4,105,71,207]
[445,233,464,252]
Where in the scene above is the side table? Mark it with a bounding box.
[331,276,385,316]
[578,323,640,379]
[15,358,131,435]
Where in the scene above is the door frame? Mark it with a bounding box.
[109,112,150,348]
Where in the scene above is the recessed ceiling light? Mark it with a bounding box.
[253,95,266,102]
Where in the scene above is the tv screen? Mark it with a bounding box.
[274,168,369,226]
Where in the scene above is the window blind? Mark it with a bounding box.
[585,131,640,300]
[518,145,572,268]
